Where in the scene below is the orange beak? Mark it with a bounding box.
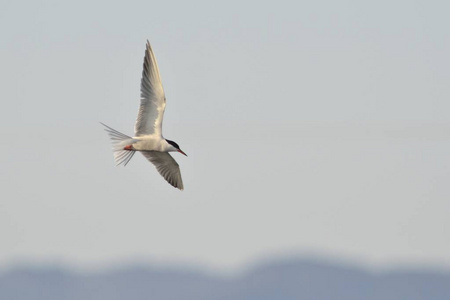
[177,149,187,156]
[124,145,133,150]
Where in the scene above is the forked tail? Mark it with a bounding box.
[100,122,138,166]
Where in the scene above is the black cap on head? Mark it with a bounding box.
[166,139,180,149]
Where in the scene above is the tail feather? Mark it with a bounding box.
[101,122,137,166]
[114,149,136,166]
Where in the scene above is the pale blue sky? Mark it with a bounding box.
[1,0,450,271]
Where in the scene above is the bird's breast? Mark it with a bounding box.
[132,137,166,152]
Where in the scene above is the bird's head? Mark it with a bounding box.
[166,139,187,156]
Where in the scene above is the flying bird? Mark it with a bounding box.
[102,41,186,190]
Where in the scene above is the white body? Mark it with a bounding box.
[102,41,185,190]
[132,136,174,152]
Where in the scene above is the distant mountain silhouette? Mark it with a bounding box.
[1,258,450,300]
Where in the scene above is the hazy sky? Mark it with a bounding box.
[1,0,450,271]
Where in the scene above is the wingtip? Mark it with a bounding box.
[172,182,184,191]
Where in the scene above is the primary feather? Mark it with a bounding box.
[135,41,166,137]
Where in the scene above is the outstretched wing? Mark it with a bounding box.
[135,41,166,137]
[141,151,184,190]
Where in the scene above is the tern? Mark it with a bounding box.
[102,41,186,190]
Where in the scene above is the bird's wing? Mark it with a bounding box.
[135,41,166,137]
[141,151,184,190]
